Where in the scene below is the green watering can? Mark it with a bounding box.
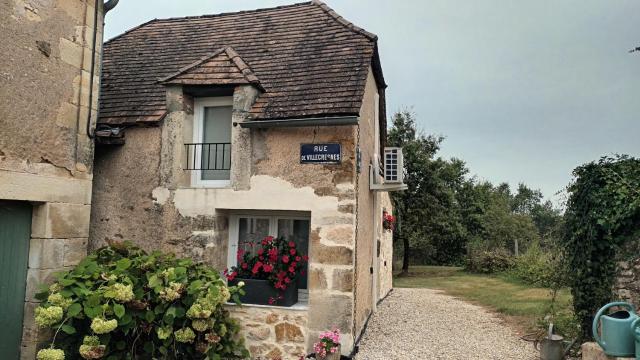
[593,302,638,357]
[629,317,640,360]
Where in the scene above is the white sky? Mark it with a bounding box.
[104,1,640,202]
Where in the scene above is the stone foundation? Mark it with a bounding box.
[227,305,308,360]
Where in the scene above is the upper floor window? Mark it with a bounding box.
[189,97,233,187]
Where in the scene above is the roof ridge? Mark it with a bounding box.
[310,0,378,42]
[223,47,264,91]
[152,1,313,23]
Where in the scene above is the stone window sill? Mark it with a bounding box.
[226,289,309,311]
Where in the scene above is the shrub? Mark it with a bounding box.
[509,242,565,288]
[34,242,249,360]
[465,248,514,274]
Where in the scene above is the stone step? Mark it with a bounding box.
[582,342,635,360]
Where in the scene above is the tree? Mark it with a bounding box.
[388,110,444,274]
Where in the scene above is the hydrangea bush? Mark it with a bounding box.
[34,242,249,360]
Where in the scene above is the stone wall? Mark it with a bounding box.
[378,194,394,300]
[614,258,640,308]
[90,82,362,358]
[0,0,105,357]
[353,69,378,336]
[227,305,308,360]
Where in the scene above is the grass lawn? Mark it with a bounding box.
[394,265,574,335]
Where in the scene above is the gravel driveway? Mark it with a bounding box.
[354,288,538,360]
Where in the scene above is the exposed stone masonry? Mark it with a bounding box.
[614,258,640,308]
[227,306,308,360]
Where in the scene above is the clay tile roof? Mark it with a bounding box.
[99,1,386,125]
[158,46,264,90]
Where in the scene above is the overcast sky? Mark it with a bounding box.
[104,1,640,203]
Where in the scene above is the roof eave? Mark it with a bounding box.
[238,115,358,128]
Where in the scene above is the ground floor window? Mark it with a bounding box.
[228,215,310,289]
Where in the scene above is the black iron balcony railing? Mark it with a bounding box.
[184,143,231,171]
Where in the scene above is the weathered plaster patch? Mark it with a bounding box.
[173,175,342,219]
[152,186,170,205]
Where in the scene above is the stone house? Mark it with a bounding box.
[0,0,117,358]
[89,1,403,359]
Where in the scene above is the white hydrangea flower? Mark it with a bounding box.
[36,348,65,360]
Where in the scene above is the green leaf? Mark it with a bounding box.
[187,280,203,294]
[59,278,76,286]
[84,306,101,319]
[118,313,133,326]
[148,274,162,288]
[86,294,101,307]
[67,303,82,317]
[113,303,125,318]
[61,324,76,334]
[116,341,126,350]
[163,312,174,325]
[174,267,187,277]
[145,310,155,323]
[34,290,49,301]
[116,258,132,270]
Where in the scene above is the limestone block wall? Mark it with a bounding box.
[353,69,381,337]
[378,193,394,300]
[0,0,105,357]
[614,258,640,308]
[227,305,308,360]
[90,83,362,357]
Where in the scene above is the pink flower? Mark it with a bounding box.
[295,256,301,262]
[263,264,273,273]
[288,241,296,248]
[282,255,290,264]
[289,248,296,255]
[288,266,295,273]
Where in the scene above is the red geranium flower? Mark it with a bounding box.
[288,266,295,273]
[284,277,291,284]
[302,255,309,262]
[288,241,296,248]
[295,256,301,262]
[289,248,296,255]
[263,264,273,273]
[257,248,264,255]
[241,262,248,269]
[282,255,290,264]
[252,262,263,274]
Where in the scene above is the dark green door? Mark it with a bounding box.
[0,201,32,359]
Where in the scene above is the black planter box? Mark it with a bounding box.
[230,278,298,307]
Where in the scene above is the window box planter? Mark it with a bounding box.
[230,278,298,307]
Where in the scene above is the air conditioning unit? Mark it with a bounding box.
[383,147,403,184]
[370,147,407,191]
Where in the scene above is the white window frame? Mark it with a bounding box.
[192,97,234,188]
[227,214,310,269]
